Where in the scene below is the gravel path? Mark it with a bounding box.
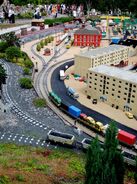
[0,59,90,147]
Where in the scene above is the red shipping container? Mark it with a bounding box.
[117,130,136,145]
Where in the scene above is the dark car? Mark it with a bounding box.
[92,99,97,104]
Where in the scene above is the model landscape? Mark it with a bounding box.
[0,0,137,183]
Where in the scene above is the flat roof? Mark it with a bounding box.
[76,45,128,58]
[89,65,137,84]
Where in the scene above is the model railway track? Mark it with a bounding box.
[29,38,137,166]
[31,47,137,157]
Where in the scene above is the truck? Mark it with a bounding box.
[59,70,66,80]
[117,130,136,146]
[67,87,79,99]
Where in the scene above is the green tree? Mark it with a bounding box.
[135,156,137,184]
[5,46,21,62]
[0,42,8,53]
[0,32,20,47]
[40,40,44,48]
[85,136,103,184]
[103,122,125,184]
[19,78,33,89]
[36,44,41,52]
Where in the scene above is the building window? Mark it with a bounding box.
[113,79,115,81]
[95,78,97,81]
[94,88,96,90]
[107,77,109,80]
[112,89,115,91]
[106,87,109,89]
[90,73,92,75]
[118,91,121,93]
[119,81,121,83]
[118,96,120,98]
[133,90,136,92]
[112,84,115,86]
[100,80,102,82]
[95,74,97,76]
[89,81,92,84]
[124,93,127,95]
[131,100,134,103]
[132,95,135,98]
[125,87,127,90]
[90,77,92,79]
[100,85,102,87]
[118,86,121,88]
[125,82,128,85]
[94,83,97,85]
[106,91,108,94]
[133,85,136,88]
[99,89,102,92]
[124,98,126,100]
[107,82,109,84]
[112,94,114,96]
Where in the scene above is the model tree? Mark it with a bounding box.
[85,136,103,184]
[103,121,125,184]
[85,121,125,184]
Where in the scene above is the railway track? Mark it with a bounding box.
[31,44,137,161]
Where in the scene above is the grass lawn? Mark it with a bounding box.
[0,143,135,184]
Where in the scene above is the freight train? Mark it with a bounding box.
[48,91,137,150]
[47,130,137,166]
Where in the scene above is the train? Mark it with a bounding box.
[47,130,137,166]
[48,91,137,150]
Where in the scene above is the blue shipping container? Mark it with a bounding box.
[111,37,120,44]
[68,105,81,118]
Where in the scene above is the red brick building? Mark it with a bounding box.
[74,25,102,47]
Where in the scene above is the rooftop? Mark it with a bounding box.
[77,45,128,58]
[89,65,137,84]
[74,25,101,35]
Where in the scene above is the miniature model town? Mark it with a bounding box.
[0,1,137,183]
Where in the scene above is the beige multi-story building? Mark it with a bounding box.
[86,65,137,115]
[74,45,129,78]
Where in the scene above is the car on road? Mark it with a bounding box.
[125,112,133,119]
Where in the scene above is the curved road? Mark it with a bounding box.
[51,60,137,136]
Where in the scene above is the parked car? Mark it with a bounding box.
[125,112,133,119]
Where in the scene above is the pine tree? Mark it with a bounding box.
[134,156,137,184]
[85,136,103,184]
[103,121,125,184]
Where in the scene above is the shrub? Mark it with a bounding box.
[0,53,6,59]
[16,174,25,182]
[44,17,73,26]
[40,40,44,48]
[36,44,41,51]
[50,36,54,41]
[24,60,33,69]
[17,12,33,19]
[0,42,8,53]
[23,68,30,75]
[19,78,33,89]
[0,175,10,184]
[44,39,48,46]
[48,37,51,43]
[5,46,21,62]
[33,98,47,107]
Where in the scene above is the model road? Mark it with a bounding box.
[51,60,137,136]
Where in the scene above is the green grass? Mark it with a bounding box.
[33,98,47,108]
